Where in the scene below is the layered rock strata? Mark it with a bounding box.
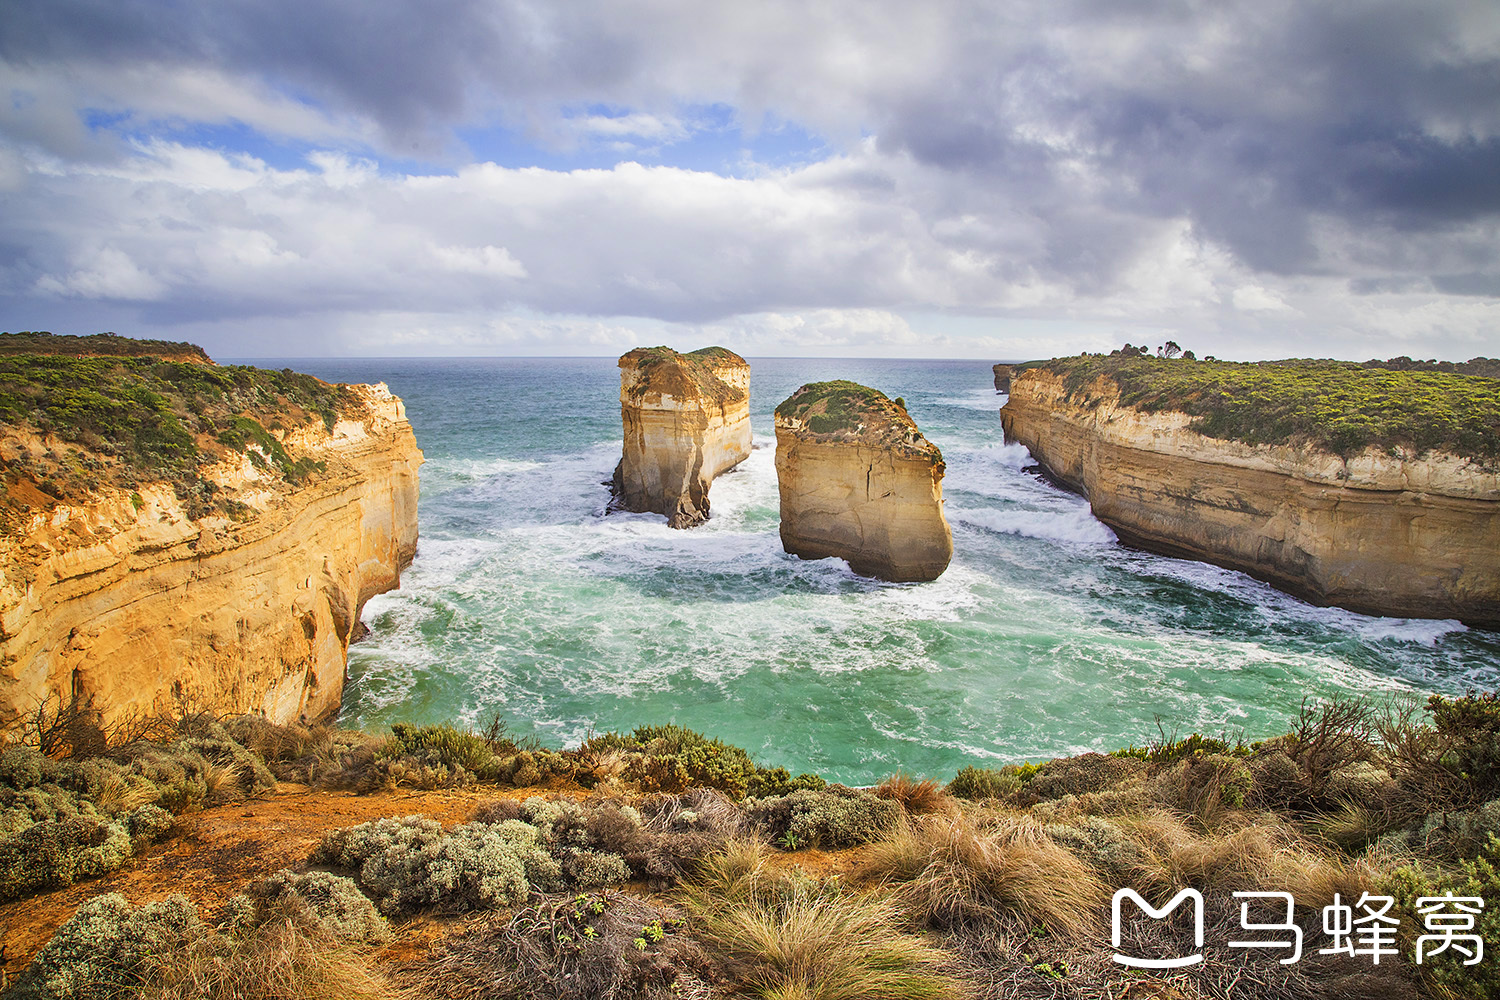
[1001,367,1500,625]
[775,381,953,582]
[0,383,422,728]
[611,346,752,528]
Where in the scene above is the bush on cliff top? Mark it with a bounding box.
[0,714,274,902]
[0,331,211,362]
[1019,354,1500,462]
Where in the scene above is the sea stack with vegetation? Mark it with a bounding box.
[610,346,752,528]
[775,380,952,582]
[1001,353,1500,625]
[0,332,422,729]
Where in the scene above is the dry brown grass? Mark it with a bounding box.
[139,912,400,1000]
[874,773,951,815]
[684,841,967,1000]
[858,813,1108,940]
[1117,813,1374,909]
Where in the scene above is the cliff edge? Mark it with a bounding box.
[775,381,952,582]
[0,343,422,728]
[1001,357,1500,625]
[610,346,751,528]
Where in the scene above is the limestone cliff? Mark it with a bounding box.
[0,383,422,728]
[610,346,752,528]
[775,381,952,582]
[993,364,1014,393]
[1002,367,1500,625]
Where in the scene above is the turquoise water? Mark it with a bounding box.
[267,357,1499,785]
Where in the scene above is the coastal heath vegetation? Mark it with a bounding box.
[1021,353,1500,464]
[9,691,1500,999]
[0,335,361,527]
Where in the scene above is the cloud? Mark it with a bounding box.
[0,0,1496,360]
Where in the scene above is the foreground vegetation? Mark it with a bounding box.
[0,334,361,526]
[4,690,1499,999]
[1019,355,1500,464]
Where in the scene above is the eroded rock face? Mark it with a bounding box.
[775,381,952,582]
[1001,368,1500,626]
[610,346,752,528]
[0,383,423,728]
[993,364,1014,393]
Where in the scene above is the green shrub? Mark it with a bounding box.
[1028,753,1144,799]
[231,869,390,945]
[746,785,902,849]
[1427,690,1500,801]
[9,892,204,1000]
[947,765,1021,800]
[313,814,556,914]
[1386,833,1500,998]
[0,728,262,902]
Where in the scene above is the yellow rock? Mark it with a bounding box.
[0,382,423,728]
[611,346,752,528]
[1002,367,1500,626]
[775,381,952,582]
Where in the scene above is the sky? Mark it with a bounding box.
[1,1,1498,361]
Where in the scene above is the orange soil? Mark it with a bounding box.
[0,780,871,982]
[0,779,583,978]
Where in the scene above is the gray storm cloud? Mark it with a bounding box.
[0,0,1496,357]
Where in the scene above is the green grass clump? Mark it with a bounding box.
[946,766,1019,801]
[1020,355,1500,462]
[1386,833,1500,999]
[583,724,803,801]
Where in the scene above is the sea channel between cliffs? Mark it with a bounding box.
[267,356,1500,788]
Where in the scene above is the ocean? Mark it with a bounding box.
[258,357,1500,785]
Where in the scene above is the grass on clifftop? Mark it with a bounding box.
[0,343,361,524]
[0,330,211,362]
[1021,355,1500,463]
[619,345,747,406]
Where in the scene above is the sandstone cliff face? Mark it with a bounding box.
[776,381,952,582]
[1002,369,1500,625]
[993,364,1014,393]
[0,383,422,728]
[611,346,752,528]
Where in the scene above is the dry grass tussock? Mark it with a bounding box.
[874,773,952,816]
[858,813,1108,940]
[684,840,968,1000]
[1114,812,1374,909]
[139,911,399,1000]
